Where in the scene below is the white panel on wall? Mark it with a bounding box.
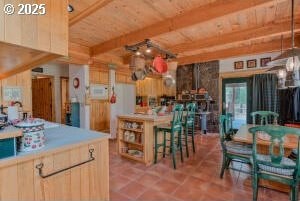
[219,52,281,73]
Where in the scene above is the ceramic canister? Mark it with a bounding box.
[15,119,45,152]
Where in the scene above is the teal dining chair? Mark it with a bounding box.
[154,104,184,169]
[219,115,252,178]
[251,111,279,125]
[182,102,197,157]
[249,125,300,201]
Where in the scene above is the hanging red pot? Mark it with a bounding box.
[110,86,116,104]
[153,56,168,73]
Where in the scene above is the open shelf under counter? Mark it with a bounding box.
[119,152,144,163]
[119,127,144,133]
[120,139,144,147]
[117,113,172,165]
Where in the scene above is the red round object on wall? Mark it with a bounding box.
[153,56,168,73]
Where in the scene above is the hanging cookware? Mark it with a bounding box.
[110,86,116,104]
[134,69,146,80]
[163,75,176,88]
[131,72,138,81]
[153,56,168,74]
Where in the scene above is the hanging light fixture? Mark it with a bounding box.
[268,0,300,70]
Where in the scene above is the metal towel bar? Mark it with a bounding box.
[36,148,95,178]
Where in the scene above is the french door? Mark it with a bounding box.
[222,78,252,129]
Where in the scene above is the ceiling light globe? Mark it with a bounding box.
[286,56,300,71]
[277,69,287,79]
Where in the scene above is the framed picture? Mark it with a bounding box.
[234,61,244,70]
[260,57,271,67]
[247,59,257,68]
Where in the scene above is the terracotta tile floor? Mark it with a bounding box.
[109,133,290,201]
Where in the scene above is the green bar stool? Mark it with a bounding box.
[154,104,184,169]
[182,102,197,157]
[251,111,279,125]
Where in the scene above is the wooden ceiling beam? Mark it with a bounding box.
[177,36,300,65]
[69,0,113,26]
[170,18,300,53]
[0,54,59,79]
[91,0,283,56]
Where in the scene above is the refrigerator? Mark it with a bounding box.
[110,83,136,138]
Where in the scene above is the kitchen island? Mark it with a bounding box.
[0,125,109,201]
[118,114,172,165]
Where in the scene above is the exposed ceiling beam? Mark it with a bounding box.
[91,0,284,56]
[0,54,59,79]
[69,0,113,26]
[170,18,300,53]
[123,20,300,64]
[177,36,300,65]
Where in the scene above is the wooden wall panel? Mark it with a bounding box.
[0,139,110,201]
[89,66,110,132]
[0,0,4,41]
[1,0,68,56]
[0,70,32,113]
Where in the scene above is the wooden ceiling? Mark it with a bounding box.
[68,0,300,66]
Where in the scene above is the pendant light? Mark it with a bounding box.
[268,0,300,70]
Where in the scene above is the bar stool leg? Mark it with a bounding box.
[185,126,189,157]
[191,124,196,153]
[171,131,176,169]
[163,131,166,158]
[179,130,184,163]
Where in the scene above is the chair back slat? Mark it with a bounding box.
[171,104,184,130]
[251,111,279,125]
[249,125,300,170]
[185,102,196,125]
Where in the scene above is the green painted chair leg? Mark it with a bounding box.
[252,171,258,201]
[163,131,166,158]
[179,130,184,163]
[154,127,158,164]
[191,125,195,153]
[225,158,231,169]
[220,155,227,178]
[171,133,177,169]
[290,182,298,201]
[185,127,189,157]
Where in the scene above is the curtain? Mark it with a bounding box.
[252,74,278,113]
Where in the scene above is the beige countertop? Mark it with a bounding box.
[0,125,109,167]
[118,113,172,122]
[0,126,22,140]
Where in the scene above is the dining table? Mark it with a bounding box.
[233,124,299,193]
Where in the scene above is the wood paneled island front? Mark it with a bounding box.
[118,114,172,165]
[0,125,109,201]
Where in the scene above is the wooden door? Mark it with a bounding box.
[32,78,53,121]
[61,77,69,124]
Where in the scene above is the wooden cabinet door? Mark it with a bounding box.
[34,141,109,201]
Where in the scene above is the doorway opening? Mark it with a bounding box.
[60,77,69,124]
[32,75,55,122]
[222,78,252,129]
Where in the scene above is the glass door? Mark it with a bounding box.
[222,78,252,129]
